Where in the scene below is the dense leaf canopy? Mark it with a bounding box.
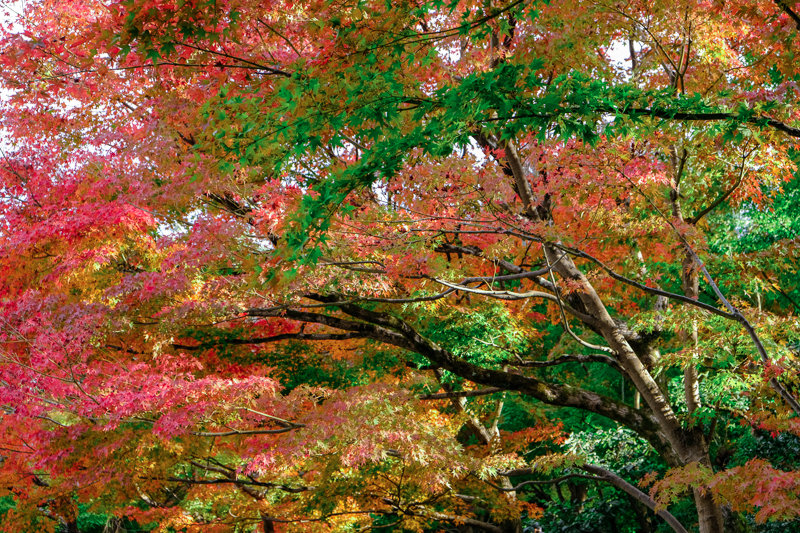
[1,0,800,532]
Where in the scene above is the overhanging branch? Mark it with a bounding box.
[499,465,688,533]
[255,296,676,462]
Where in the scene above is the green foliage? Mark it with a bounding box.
[708,175,800,255]
[0,498,13,521]
[539,495,660,533]
[417,303,524,368]
[731,430,800,471]
[564,427,658,474]
[74,504,121,533]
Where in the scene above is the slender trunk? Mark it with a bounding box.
[261,515,275,533]
[433,370,522,533]
[694,488,724,533]
[679,244,723,533]
[681,262,724,533]
[667,142,723,532]
[681,255,701,414]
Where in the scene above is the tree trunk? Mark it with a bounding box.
[681,255,702,414]
[694,488,724,533]
[496,517,522,533]
[680,255,726,533]
[103,517,127,533]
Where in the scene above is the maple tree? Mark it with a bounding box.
[2,0,800,531]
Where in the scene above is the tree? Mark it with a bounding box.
[1,0,800,531]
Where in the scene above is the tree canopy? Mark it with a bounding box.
[1,0,800,532]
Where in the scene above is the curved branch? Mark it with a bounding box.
[192,426,299,437]
[775,0,800,30]
[580,464,688,533]
[544,246,614,354]
[687,150,751,224]
[499,465,688,533]
[427,276,598,326]
[246,308,419,352]
[420,387,506,400]
[279,297,676,463]
[172,41,292,77]
[556,244,737,320]
[165,476,310,494]
[430,277,557,301]
[173,332,367,351]
[486,472,601,491]
[459,268,551,284]
[510,353,622,371]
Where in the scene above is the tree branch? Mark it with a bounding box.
[686,152,750,224]
[509,353,622,371]
[165,476,309,494]
[499,465,689,533]
[775,0,800,31]
[286,296,676,463]
[557,244,738,320]
[580,464,688,533]
[173,332,367,351]
[420,387,506,400]
[192,426,300,437]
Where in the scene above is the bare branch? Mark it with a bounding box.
[420,388,506,400]
[173,332,367,351]
[775,0,800,30]
[557,244,737,320]
[192,427,299,437]
[581,464,689,533]
[499,465,689,533]
[510,353,622,371]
